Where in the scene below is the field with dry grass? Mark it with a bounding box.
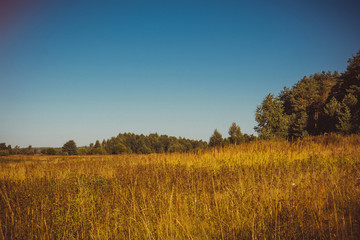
[1,135,360,239]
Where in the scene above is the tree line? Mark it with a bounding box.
[208,123,257,148]
[76,133,209,155]
[255,50,360,139]
[1,124,257,156]
[59,128,256,155]
[0,133,208,156]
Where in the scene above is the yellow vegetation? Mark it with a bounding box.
[0,134,360,239]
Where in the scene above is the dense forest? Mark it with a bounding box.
[1,50,359,155]
[255,50,360,139]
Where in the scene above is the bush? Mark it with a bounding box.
[0,150,9,156]
[46,148,57,155]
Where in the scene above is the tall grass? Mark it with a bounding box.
[1,134,360,239]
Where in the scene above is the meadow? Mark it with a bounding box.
[0,135,360,239]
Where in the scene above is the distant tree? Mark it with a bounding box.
[114,143,131,154]
[7,145,12,154]
[159,135,171,152]
[138,144,152,154]
[243,134,257,142]
[91,140,105,154]
[91,147,105,155]
[0,143,7,150]
[209,129,223,147]
[22,145,34,155]
[94,140,101,148]
[45,148,56,155]
[62,140,78,155]
[178,137,193,152]
[228,122,243,145]
[148,133,164,153]
[255,94,290,139]
[192,140,208,150]
[0,143,9,156]
[0,150,9,156]
[166,142,182,153]
[89,132,208,155]
[78,147,88,155]
[13,145,20,155]
[222,138,230,146]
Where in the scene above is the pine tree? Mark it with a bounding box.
[228,122,243,145]
[255,94,290,139]
[94,140,101,148]
[324,97,342,132]
[291,111,309,138]
[209,129,223,147]
[336,104,352,133]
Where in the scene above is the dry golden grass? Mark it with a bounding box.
[1,134,360,239]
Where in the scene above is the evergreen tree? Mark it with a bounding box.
[336,104,352,133]
[92,140,104,154]
[324,97,342,132]
[94,140,101,148]
[291,112,309,138]
[228,122,243,145]
[255,94,290,139]
[209,129,223,147]
[330,50,360,132]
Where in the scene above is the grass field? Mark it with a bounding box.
[1,135,360,239]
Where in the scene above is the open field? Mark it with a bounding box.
[1,135,360,239]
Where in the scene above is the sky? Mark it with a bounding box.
[1,0,360,147]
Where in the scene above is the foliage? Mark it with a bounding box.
[99,133,207,155]
[0,143,7,150]
[228,122,243,144]
[20,145,35,155]
[46,148,57,155]
[336,104,352,133]
[0,150,9,156]
[62,140,78,155]
[209,129,223,147]
[1,133,209,156]
[77,147,88,155]
[256,50,360,138]
[255,94,290,139]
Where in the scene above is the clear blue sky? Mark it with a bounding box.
[1,0,360,147]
